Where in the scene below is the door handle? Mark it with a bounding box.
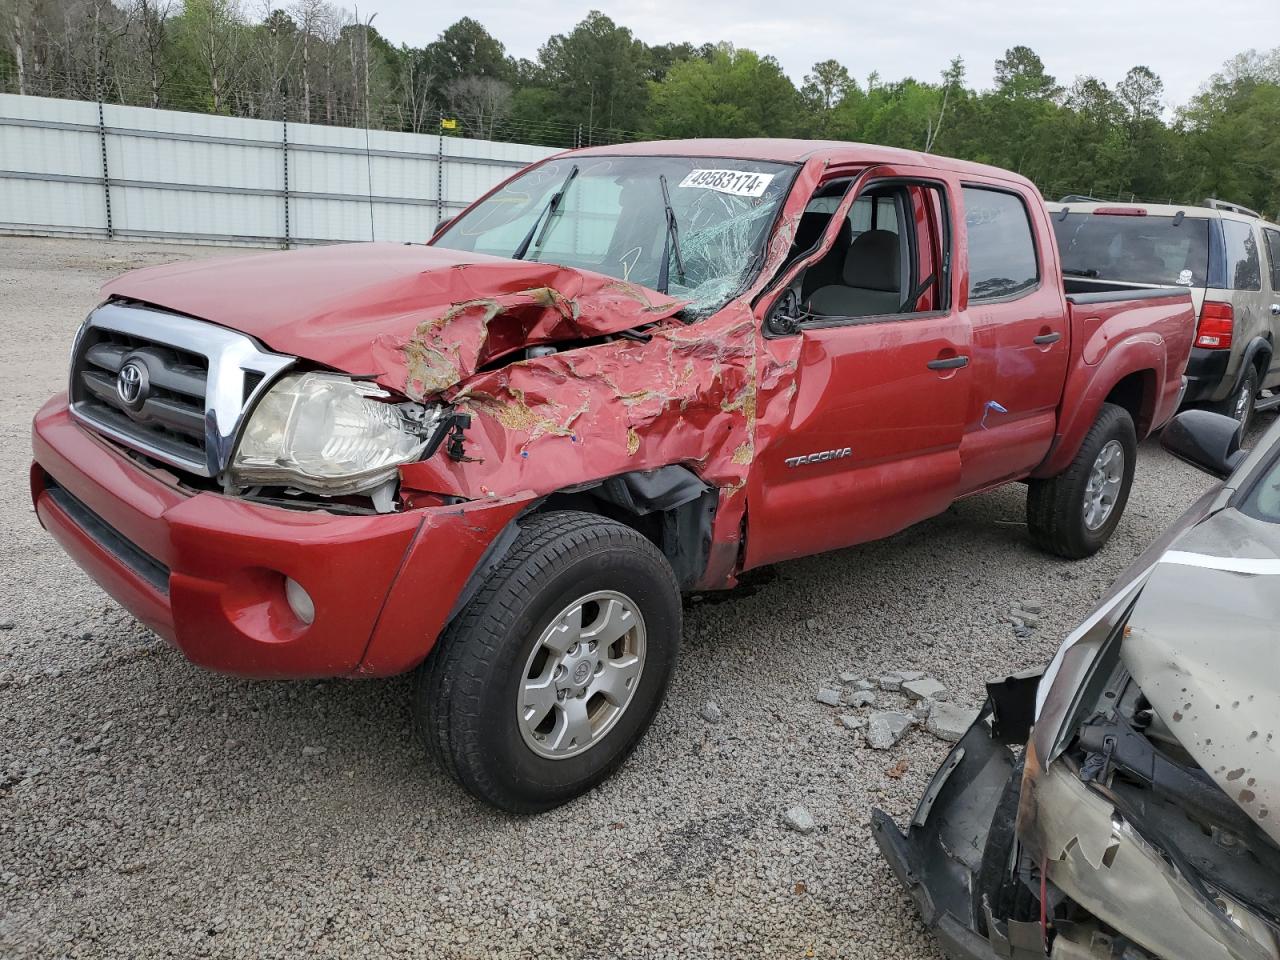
[1033,332,1062,345]
[926,355,969,370]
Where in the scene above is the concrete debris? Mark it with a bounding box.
[814,687,842,708]
[925,702,980,743]
[865,712,914,750]
[838,672,859,684]
[699,701,722,723]
[782,805,816,834]
[839,715,865,731]
[912,700,932,720]
[842,689,876,709]
[901,677,947,702]
[1019,600,1044,615]
[877,671,924,692]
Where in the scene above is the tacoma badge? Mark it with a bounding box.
[785,447,852,468]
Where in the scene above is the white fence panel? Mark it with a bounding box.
[0,93,560,247]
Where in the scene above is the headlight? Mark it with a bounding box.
[229,372,443,496]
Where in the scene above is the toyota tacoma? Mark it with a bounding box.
[32,140,1196,811]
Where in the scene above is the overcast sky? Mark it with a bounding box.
[360,0,1278,109]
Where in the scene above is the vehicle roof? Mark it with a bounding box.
[1047,199,1280,228]
[564,138,1035,187]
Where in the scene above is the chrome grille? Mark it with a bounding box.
[69,302,293,478]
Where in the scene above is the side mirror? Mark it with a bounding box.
[1161,409,1246,479]
[765,288,802,336]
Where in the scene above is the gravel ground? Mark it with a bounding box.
[0,236,1255,959]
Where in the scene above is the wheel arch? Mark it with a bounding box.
[530,465,718,591]
[445,466,718,627]
[1239,335,1272,389]
[1103,368,1158,438]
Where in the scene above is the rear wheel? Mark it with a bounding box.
[1026,402,1137,559]
[414,511,681,813]
[1211,364,1260,438]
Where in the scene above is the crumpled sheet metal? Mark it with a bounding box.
[368,265,688,401]
[396,159,828,589]
[1118,552,1280,845]
[399,298,803,580]
[1026,764,1279,960]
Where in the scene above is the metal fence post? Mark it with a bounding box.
[436,114,445,229]
[95,78,114,240]
[281,108,291,249]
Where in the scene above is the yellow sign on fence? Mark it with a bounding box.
[440,118,458,130]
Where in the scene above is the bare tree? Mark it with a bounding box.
[447,75,511,139]
[126,0,172,107]
[179,0,246,113]
[290,0,328,122]
[8,0,34,94]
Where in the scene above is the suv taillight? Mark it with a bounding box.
[1195,301,1234,349]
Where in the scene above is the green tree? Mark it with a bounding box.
[538,11,651,137]
[994,45,1062,101]
[646,43,802,139]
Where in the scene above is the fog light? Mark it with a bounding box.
[285,578,315,625]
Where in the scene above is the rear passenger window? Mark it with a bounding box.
[1263,228,1280,292]
[1222,219,1261,291]
[963,187,1038,302]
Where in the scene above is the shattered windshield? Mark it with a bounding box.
[433,156,797,319]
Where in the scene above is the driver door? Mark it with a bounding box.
[745,168,972,567]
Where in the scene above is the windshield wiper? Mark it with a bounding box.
[512,164,579,261]
[657,174,686,295]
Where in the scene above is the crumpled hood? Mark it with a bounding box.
[102,242,685,399]
[1119,508,1280,846]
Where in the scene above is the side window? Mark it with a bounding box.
[798,182,948,320]
[1222,219,1261,291]
[962,186,1039,302]
[1262,228,1280,292]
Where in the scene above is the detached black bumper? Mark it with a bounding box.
[1182,347,1232,405]
[871,671,1042,960]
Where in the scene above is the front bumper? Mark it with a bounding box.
[31,394,526,678]
[872,671,1043,960]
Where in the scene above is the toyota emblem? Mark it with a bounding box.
[116,361,148,408]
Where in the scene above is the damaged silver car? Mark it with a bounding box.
[874,409,1280,960]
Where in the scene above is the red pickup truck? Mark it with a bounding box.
[31,140,1195,811]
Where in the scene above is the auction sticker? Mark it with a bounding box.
[678,169,774,198]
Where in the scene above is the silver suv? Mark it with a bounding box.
[1049,198,1280,434]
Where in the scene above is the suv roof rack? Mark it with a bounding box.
[1203,198,1261,219]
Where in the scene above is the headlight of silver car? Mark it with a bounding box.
[229,372,444,496]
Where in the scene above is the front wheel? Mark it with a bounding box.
[1026,402,1137,559]
[414,511,681,813]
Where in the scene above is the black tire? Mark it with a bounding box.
[1026,402,1137,559]
[414,510,681,813]
[1211,364,1260,438]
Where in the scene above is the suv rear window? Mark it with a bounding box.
[1261,227,1280,292]
[1052,212,1209,287]
[1222,219,1262,291]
